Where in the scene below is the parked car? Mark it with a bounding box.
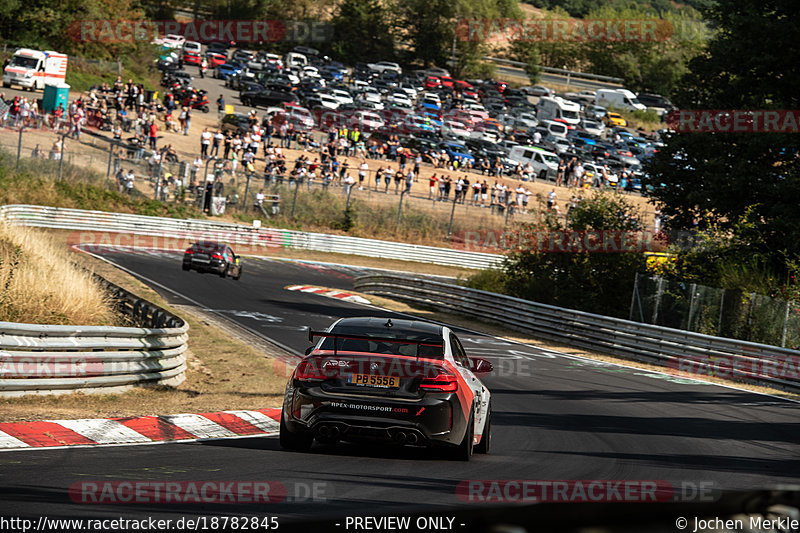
[219,113,252,136]
[604,111,628,128]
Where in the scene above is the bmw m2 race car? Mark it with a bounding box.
[279,317,493,460]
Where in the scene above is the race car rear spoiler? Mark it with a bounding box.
[307,330,443,358]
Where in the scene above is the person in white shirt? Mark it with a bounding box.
[200,128,212,158]
[358,161,369,190]
[344,174,355,195]
[125,171,135,194]
[516,185,526,207]
[472,181,482,205]
[547,189,557,210]
[533,130,542,144]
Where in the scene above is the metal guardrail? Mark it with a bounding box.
[0,272,188,397]
[353,274,800,393]
[483,56,624,84]
[0,205,504,270]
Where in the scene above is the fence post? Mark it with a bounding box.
[345,182,353,211]
[687,283,697,331]
[15,127,23,171]
[105,140,114,188]
[58,134,66,181]
[717,290,725,337]
[629,272,639,321]
[243,171,251,213]
[290,181,299,220]
[154,159,163,200]
[397,190,405,227]
[782,299,791,348]
[447,193,457,236]
[651,277,664,324]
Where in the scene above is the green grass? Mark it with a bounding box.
[0,150,200,219]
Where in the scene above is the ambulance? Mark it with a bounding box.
[3,49,68,91]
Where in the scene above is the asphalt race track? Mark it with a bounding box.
[1,248,798,531]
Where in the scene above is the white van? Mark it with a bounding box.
[540,119,569,138]
[508,145,561,178]
[594,89,646,112]
[536,96,581,127]
[183,41,202,54]
[285,52,308,69]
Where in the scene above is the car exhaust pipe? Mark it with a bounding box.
[406,432,419,445]
[393,431,407,444]
[315,424,341,442]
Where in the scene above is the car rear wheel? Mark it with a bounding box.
[279,414,313,451]
[233,267,241,280]
[475,404,491,454]
[455,411,474,461]
[182,264,190,271]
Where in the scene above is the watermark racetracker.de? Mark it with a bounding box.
[67,19,333,44]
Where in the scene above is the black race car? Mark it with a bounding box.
[280,317,493,460]
[182,241,242,280]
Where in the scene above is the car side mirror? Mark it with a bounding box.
[304,346,314,356]
[469,357,493,374]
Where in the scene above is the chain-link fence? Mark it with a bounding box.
[0,120,543,242]
[629,273,800,348]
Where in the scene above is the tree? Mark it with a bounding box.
[476,191,648,317]
[645,0,800,282]
[508,39,542,84]
[397,0,457,68]
[329,0,395,65]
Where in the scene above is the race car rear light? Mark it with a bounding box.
[211,253,224,260]
[184,249,193,254]
[294,359,326,381]
[419,373,458,392]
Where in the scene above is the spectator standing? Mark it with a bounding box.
[547,189,557,210]
[200,128,211,158]
[358,160,368,190]
[148,121,158,149]
[183,107,192,135]
[211,130,223,157]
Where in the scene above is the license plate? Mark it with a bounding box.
[347,374,399,389]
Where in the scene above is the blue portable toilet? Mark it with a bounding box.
[43,83,70,113]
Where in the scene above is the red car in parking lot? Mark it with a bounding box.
[183,51,202,66]
[205,52,227,68]
[424,76,442,89]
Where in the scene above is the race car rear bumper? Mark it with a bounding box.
[283,385,468,447]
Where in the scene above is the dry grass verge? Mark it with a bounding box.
[0,224,119,325]
[0,239,288,422]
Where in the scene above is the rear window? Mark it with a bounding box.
[319,327,444,358]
